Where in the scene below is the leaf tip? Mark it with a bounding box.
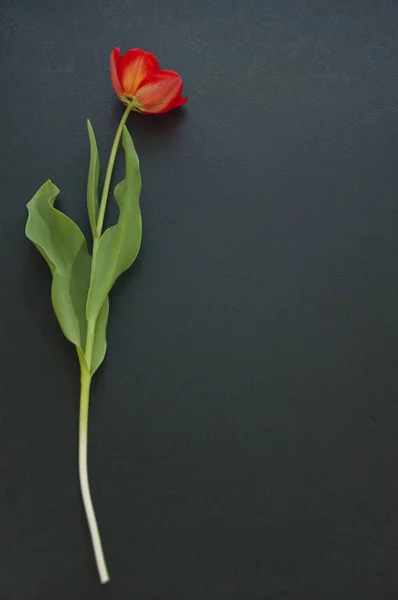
[44,179,59,192]
[122,124,134,148]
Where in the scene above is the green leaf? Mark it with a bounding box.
[87,120,100,239]
[26,180,109,374]
[26,180,90,350]
[86,126,142,322]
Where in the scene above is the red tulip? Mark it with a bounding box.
[110,48,187,114]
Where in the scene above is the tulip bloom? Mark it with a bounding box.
[110,47,187,114]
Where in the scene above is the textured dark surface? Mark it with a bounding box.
[1,0,398,598]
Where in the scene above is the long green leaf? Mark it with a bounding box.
[87,120,100,239]
[86,126,142,322]
[26,180,109,373]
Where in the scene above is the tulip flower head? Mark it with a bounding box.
[110,47,187,114]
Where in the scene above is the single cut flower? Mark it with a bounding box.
[110,47,187,114]
[26,45,188,586]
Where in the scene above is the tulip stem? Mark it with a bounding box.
[95,103,133,240]
[78,360,110,584]
[77,103,132,584]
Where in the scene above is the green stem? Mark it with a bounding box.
[95,103,133,241]
[84,318,96,369]
[78,104,132,584]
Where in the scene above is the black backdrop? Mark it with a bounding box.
[1,1,398,598]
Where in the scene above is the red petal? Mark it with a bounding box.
[110,48,123,96]
[119,49,160,96]
[135,70,187,114]
[155,93,188,114]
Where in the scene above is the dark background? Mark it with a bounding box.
[1,0,398,598]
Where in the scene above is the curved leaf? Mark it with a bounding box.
[86,126,142,321]
[26,180,109,373]
[87,120,100,239]
[26,180,90,350]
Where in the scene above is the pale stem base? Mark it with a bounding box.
[79,365,110,584]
